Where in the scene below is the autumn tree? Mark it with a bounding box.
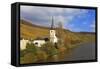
[56,22,64,45]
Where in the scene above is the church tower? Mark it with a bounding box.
[50,17,58,43]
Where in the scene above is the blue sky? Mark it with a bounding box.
[20,6,96,32]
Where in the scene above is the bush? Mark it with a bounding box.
[26,43,37,54]
[36,50,48,61]
[24,43,48,62]
[58,46,66,53]
[20,50,27,57]
[20,52,38,64]
[42,42,59,56]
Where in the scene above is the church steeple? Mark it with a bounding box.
[50,16,57,43]
[51,16,54,30]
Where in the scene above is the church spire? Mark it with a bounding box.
[51,16,54,29]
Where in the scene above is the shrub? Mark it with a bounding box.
[25,43,48,62]
[20,50,27,57]
[36,50,48,62]
[20,52,38,64]
[43,42,59,56]
[26,43,37,54]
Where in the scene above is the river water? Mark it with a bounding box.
[61,42,96,61]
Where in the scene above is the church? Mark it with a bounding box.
[33,17,58,47]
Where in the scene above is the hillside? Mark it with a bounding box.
[20,20,50,39]
[20,20,95,44]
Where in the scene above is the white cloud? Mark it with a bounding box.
[21,5,88,18]
[20,5,88,28]
[64,8,88,15]
[90,21,95,32]
[90,22,95,28]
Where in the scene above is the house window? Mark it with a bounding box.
[35,42,38,45]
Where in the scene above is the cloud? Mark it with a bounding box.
[90,21,95,32]
[20,5,88,29]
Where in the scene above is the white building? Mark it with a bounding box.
[33,40,45,47]
[50,17,58,44]
[20,39,29,50]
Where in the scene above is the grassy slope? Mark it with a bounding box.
[20,20,95,44]
[20,20,50,39]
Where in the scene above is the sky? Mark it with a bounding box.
[20,5,96,32]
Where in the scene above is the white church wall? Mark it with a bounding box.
[50,29,58,44]
[54,36,58,43]
[50,30,56,36]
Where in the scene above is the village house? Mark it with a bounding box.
[33,37,49,47]
[20,38,29,50]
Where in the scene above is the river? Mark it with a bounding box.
[62,42,96,61]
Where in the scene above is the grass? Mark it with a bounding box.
[20,20,49,39]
